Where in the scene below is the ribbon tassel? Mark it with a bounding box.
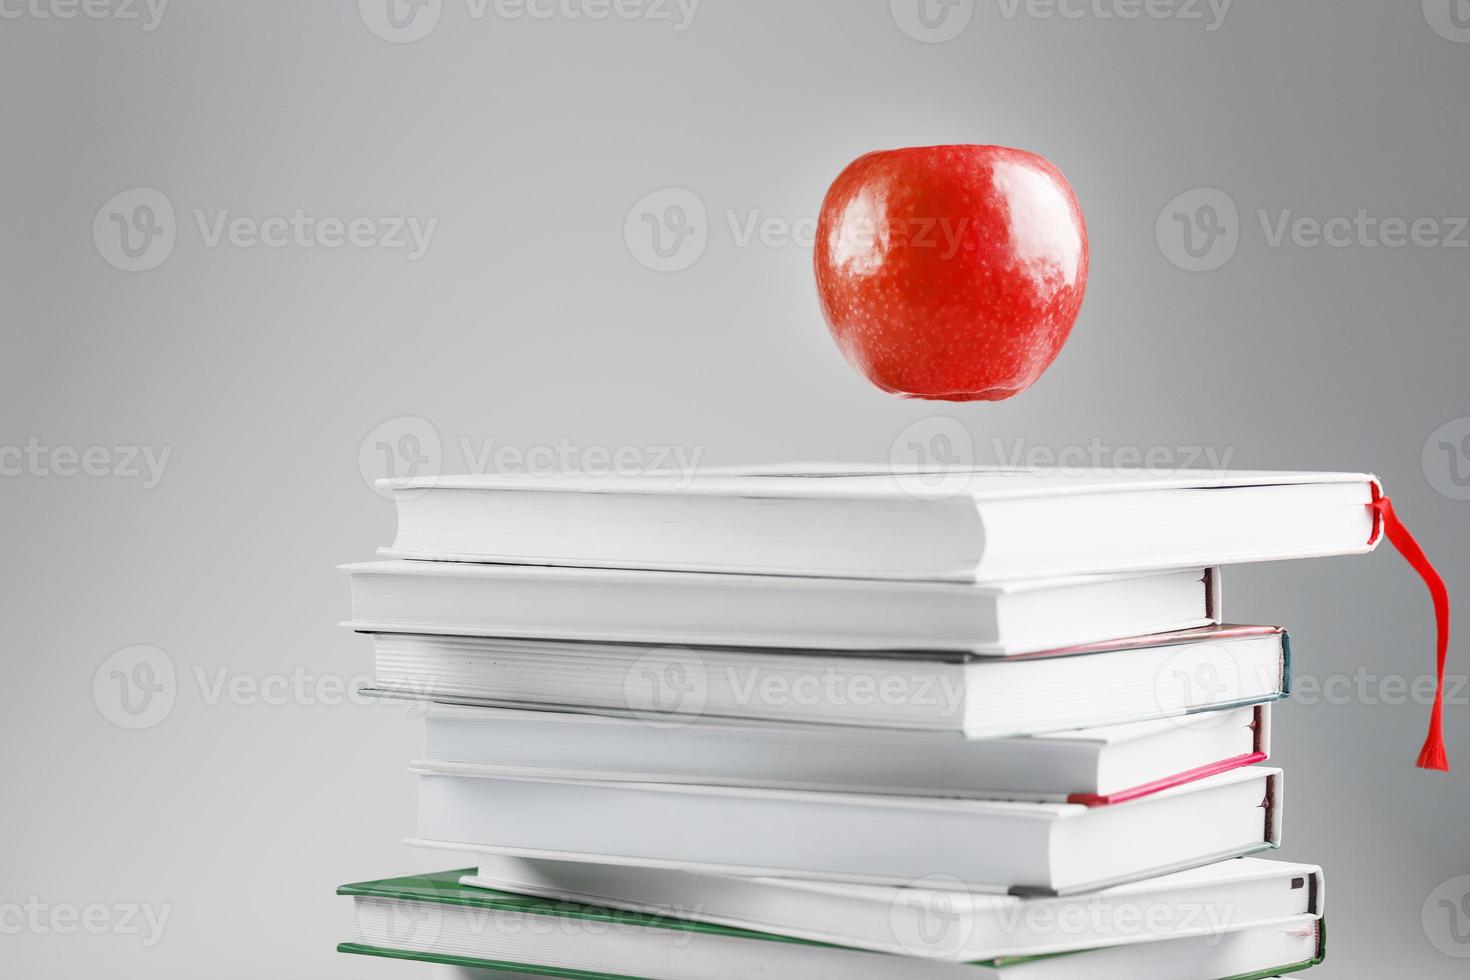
[1371,496,1451,772]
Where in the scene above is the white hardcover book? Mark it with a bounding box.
[368,625,1286,738]
[378,465,1379,581]
[409,765,1283,895]
[419,701,1271,803]
[344,560,1219,655]
[452,855,1323,962]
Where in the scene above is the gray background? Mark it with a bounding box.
[4,1,1469,976]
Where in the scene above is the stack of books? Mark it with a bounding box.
[337,466,1391,979]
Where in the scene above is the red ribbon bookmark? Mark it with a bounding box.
[1370,495,1451,772]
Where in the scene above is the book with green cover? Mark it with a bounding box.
[338,870,1325,980]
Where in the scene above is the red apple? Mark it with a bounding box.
[814,145,1088,401]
